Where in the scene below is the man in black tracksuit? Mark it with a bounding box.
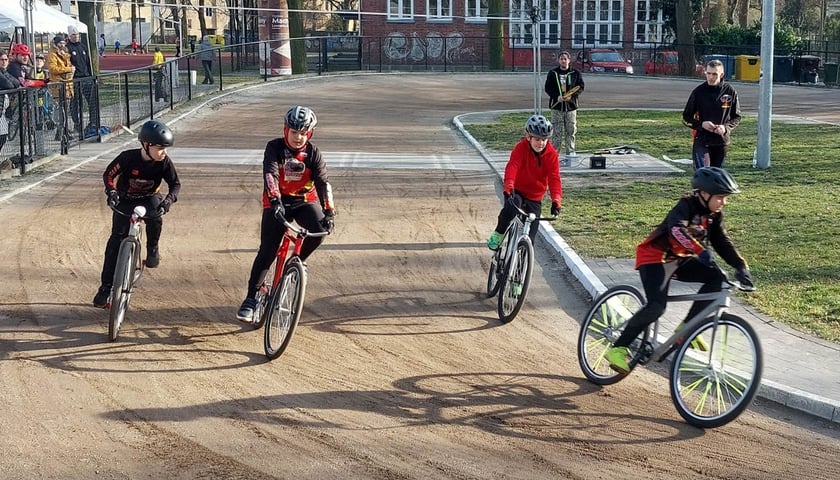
[66,25,100,136]
[544,50,585,157]
[682,59,741,170]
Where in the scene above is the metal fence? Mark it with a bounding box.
[3,35,839,179]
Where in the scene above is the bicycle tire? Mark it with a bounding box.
[108,240,135,341]
[250,281,271,329]
[497,237,534,323]
[264,260,307,360]
[669,313,763,428]
[577,285,645,385]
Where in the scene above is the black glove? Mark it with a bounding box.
[550,201,562,216]
[735,268,755,291]
[157,198,172,216]
[270,197,285,222]
[106,190,119,207]
[503,191,511,202]
[321,209,335,233]
[697,250,716,268]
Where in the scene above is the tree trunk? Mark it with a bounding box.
[675,0,696,76]
[488,0,504,71]
[288,0,307,74]
[78,1,98,74]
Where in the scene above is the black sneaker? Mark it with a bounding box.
[93,285,111,308]
[146,247,160,268]
[236,298,258,323]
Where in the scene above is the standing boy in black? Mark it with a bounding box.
[66,25,100,136]
[682,59,741,169]
[544,50,584,158]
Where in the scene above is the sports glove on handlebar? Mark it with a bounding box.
[697,249,717,268]
[107,190,120,207]
[321,209,335,233]
[735,268,755,290]
[550,201,562,216]
[270,197,285,222]
[157,198,172,216]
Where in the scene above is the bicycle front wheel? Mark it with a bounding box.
[486,228,515,298]
[264,260,307,360]
[577,285,644,385]
[497,237,534,323]
[109,240,136,341]
[669,313,763,428]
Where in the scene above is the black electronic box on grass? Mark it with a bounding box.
[589,156,606,169]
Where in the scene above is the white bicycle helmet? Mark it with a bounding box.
[525,114,553,138]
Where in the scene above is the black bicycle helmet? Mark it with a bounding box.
[525,114,553,138]
[691,167,741,195]
[284,106,317,132]
[138,120,174,147]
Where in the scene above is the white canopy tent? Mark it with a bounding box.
[0,1,88,35]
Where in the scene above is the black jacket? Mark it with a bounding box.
[66,39,93,78]
[682,81,741,147]
[544,67,584,112]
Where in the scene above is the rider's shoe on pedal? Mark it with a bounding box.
[237,297,258,323]
[674,322,709,351]
[605,346,631,374]
[146,246,160,268]
[93,285,111,308]
[487,231,502,250]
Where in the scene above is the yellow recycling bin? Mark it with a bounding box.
[734,55,761,81]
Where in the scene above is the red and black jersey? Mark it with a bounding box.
[636,195,747,270]
[503,137,562,205]
[260,138,334,210]
[102,148,180,203]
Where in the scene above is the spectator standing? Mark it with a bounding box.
[66,25,100,136]
[97,34,106,57]
[152,47,169,102]
[682,59,741,170]
[46,35,74,141]
[198,36,214,84]
[131,38,138,55]
[0,50,21,155]
[114,39,121,54]
[6,43,34,86]
[189,37,196,53]
[544,50,584,159]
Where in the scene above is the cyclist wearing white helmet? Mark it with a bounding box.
[486,114,563,250]
[93,119,180,308]
[605,167,754,374]
[237,106,336,323]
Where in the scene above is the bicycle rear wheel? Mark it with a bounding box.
[109,240,136,341]
[497,237,534,323]
[577,285,644,385]
[264,260,307,360]
[669,313,763,428]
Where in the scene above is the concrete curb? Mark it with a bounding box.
[453,110,840,425]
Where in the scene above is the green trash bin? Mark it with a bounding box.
[824,63,838,85]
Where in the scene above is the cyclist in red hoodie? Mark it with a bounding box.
[487,114,563,250]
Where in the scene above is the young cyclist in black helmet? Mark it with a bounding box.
[236,106,336,323]
[605,167,754,374]
[93,119,181,308]
[486,114,563,250]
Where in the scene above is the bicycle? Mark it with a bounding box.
[576,263,763,428]
[106,203,161,342]
[485,197,558,323]
[250,214,329,360]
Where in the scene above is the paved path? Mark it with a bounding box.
[455,112,840,424]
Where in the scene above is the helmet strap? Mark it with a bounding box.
[696,190,712,210]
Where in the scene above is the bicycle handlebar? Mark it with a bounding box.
[108,202,165,219]
[275,213,331,238]
[507,197,559,223]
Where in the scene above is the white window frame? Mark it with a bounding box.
[634,0,668,46]
[388,0,415,21]
[427,0,453,21]
[465,0,489,22]
[571,0,624,49]
[508,0,562,48]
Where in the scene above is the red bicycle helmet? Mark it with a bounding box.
[10,43,32,56]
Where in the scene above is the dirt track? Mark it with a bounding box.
[1,75,839,479]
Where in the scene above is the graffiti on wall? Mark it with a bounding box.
[383,32,476,63]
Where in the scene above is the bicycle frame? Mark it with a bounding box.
[270,218,328,286]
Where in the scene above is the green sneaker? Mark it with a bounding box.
[674,323,709,351]
[511,282,522,297]
[487,231,503,250]
[605,346,631,374]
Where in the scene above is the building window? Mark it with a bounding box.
[465,0,488,20]
[509,0,562,48]
[572,0,623,48]
[389,0,415,20]
[428,0,452,20]
[634,0,667,45]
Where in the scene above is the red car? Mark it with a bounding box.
[644,51,704,76]
[573,48,634,74]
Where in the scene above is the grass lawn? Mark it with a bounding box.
[464,110,840,343]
